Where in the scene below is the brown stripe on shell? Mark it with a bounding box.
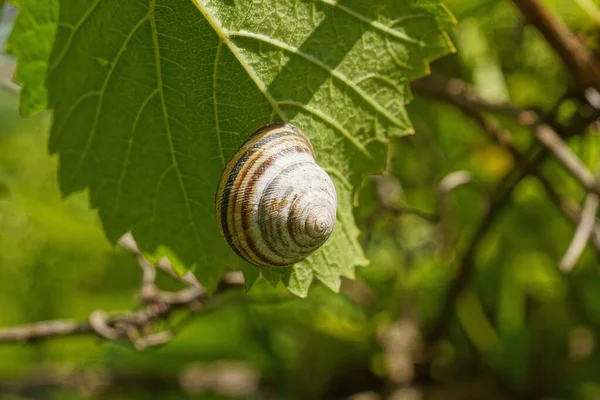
[260,165,311,256]
[246,160,313,264]
[217,123,313,267]
[228,136,304,265]
[217,125,296,264]
[234,139,313,266]
[216,122,328,268]
[241,145,312,233]
[261,185,297,257]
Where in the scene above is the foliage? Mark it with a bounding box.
[5,0,56,115]
[2,0,600,399]
[6,0,454,295]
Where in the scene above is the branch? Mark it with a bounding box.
[118,232,201,288]
[425,151,543,345]
[0,320,91,342]
[533,171,600,251]
[410,76,537,125]
[414,76,600,196]
[512,0,600,92]
[535,125,600,194]
[0,236,244,346]
[560,193,600,271]
[412,76,600,252]
[413,76,600,344]
[0,56,19,93]
[0,286,211,346]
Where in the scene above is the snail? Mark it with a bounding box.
[215,122,337,268]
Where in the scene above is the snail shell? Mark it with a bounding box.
[215,122,337,268]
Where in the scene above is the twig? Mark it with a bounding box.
[414,76,600,344]
[0,56,19,93]
[438,171,473,195]
[535,125,600,194]
[0,240,244,345]
[560,193,600,271]
[0,320,91,342]
[0,287,206,343]
[361,176,438,249]
[512,0,600,92]
[412,76,600,252]
[425,152,541,345]
[413,76,600,195]
[119,233,201,288]
[374,175,439,222]
[89,311,120,340]
[411,76,537,123]
[436,171,489,257]
[534,171,600,250]
[437,170,482,215]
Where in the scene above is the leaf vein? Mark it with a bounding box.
[149,0,207,265]
[68,14,151,188]
[213,40,225,167]
[228,30,404,127]
[114,88,160,216]
[50,0,103,71]
[318,0,422,45]
[192,1,285,121]
[51,91,100,149]
[278,100,373,160]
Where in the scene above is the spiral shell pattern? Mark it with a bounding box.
[216,123,337,268]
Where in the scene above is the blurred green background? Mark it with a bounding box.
[2,0,600,399]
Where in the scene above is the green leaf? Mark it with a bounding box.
[14,0,454,295]
[259,267,283,288]
[5,0,57,116]
[283,263,314,298]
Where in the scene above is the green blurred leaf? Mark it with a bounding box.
[546,0,600,27]
[497,264,525,335]
[456,289,501,356]
[5,0,57,115]
[514,252,565,301]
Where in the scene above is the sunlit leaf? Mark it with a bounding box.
[10,0,454,295]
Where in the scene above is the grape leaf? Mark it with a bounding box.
[14,0,454,296]
[5,0,57,116]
